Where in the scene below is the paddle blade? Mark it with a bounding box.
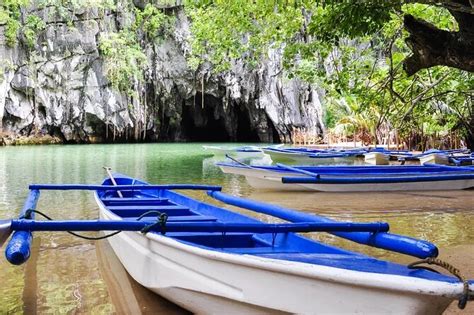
[0,220,12,248]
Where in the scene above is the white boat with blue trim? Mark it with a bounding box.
[218,162,474,191]
[262,147,361,164]
[0,174,472,314]
[203,145,264,159]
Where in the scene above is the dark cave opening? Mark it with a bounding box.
[181,94,231,142]
[266,114,281,143]
[236,106,260,142]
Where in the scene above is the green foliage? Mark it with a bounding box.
[99,30,147,94]
[1,0,30,47]
[98,3,173,94]
[23,14,46,48]
[133,4,170,40]
[184,0,473,146]
[308,1,394,43]
[186,0,304,71]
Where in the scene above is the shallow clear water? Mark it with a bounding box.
[0,143,473,313]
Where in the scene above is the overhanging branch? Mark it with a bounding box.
[403,14,474,75]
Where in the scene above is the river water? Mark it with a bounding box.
[0,143,472,314]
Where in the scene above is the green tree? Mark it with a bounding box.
[185,0,473,148]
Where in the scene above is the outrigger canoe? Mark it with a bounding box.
[262,147,362,164]
[0,174,472,313]
[203,145,264,159]
[218,162,474,191]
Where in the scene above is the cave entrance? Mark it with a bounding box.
[236,106,260,142]
[182,94,231,142]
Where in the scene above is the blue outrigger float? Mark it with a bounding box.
[1,174,473,313]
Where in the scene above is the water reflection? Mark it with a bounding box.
[95,240,189,314]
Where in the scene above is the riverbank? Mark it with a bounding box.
[0,133,62,145]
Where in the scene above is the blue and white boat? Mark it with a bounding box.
[203,145,264,159]
[262,147,362,164]
[0,174,472,313]
[218,162,474,191]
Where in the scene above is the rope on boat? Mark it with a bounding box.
[22,209,122,240]
[408,257,470,309]
[137,210,168,235]
[21,208,170,239]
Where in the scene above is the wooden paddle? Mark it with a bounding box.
[103,167,123,198]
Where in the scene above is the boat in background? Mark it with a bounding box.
[364,151,390,165]
[203,145,264,159]
[263,146,471,166]
[419,153,450,165]
[262,147,361,165]
[218,162,474,192]
[1,174,472,313]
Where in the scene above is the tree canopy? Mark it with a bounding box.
[185,0,473,75]
[185,0,473,148]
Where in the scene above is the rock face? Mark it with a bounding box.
[0,4,324,143]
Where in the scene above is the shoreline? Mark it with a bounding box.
[1,135,471,151]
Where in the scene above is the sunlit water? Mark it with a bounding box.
[0,143,472,313]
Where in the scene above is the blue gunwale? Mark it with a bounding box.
[96,174,460,284]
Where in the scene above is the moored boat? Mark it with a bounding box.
[364,151,390,165]
[0,175,472,314]
[262,147,360,165]
[203,145,264,159]
[218,162,474,191]
[419,153,450,165]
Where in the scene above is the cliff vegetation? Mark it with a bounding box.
[0,0,472,148]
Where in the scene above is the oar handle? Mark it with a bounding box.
[0,220,13,248]
[103,167,123,198]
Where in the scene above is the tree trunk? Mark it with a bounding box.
[403,3,474,75]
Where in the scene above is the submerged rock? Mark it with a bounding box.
[0,4,324,143]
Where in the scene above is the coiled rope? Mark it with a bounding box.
[408,257,471,309]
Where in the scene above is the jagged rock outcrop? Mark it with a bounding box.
[0,3,324,143]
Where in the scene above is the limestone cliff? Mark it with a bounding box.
[0,2,325,143]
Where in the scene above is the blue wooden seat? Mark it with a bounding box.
[103,198,169,206]
[108,205,194,217]
[108,205,190,211]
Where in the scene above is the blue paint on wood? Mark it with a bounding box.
[208,191,438,259]
[28,184,222,191]
[281,173,474,184]
[10,220,390,233]
[5,190,40,265]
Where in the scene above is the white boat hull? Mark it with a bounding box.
[219,165,474,192]
[263,149,335,164]
[203,146,264,159]
[96,196,466,314]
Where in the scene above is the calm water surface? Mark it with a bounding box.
[0,143,473,313]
